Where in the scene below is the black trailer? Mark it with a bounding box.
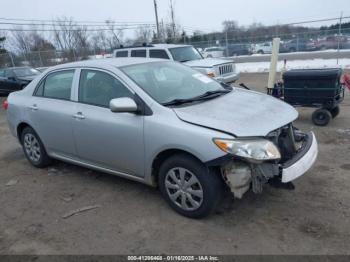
[269,68,345,126]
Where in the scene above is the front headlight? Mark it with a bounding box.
[213,138,281,162]
[205,68,216,77]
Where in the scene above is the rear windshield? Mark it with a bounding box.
[13,67,40,77]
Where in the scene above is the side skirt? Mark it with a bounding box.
[50,153,150,186]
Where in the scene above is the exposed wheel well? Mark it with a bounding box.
[151,149,204,186]
[17,122,31,144]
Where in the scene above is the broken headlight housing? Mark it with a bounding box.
[213,138,281,162]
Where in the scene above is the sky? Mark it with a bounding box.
[0,0,350,35]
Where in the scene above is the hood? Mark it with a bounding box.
[183,58,233,68]
[173,88,298,137]
[17,75,37,82]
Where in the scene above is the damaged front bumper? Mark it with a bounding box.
[281,132,318,183]
[217,131,318,199]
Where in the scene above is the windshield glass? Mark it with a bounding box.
[121,61,228,105]
[169,46,202,62]
[13,67,40,77]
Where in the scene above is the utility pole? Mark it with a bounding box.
[170,0,176,39]
[225,31,229,57]
[153,0,160,41]
[337,11,343,65]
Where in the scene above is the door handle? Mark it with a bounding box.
[73,112,85,120]
[29,104,38,111]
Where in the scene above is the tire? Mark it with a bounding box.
[21,126,51,168]
[158,154,223,218]
[257,50,264,54]
[289,47,296,52]
[329,106,340,118]
[312,109,332,126]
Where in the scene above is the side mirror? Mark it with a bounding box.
[8,76,16,81]
[110,97,138,113]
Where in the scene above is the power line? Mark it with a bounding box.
[0,17,154,25]
[0,26,157,32]
[0,21,156,28]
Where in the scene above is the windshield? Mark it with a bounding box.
[169,46,203,62]
[121,61,228,105]
[13,67,40,77]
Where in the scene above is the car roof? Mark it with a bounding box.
[46,58,166,71]
[114,43,190,51]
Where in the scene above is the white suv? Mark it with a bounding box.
[113,44,240,83]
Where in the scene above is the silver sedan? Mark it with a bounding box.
[4,58,318,218]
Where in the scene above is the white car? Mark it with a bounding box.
[113,44,240,83]
[252,42,273,54]
[202,47,225,58]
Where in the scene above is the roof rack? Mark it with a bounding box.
[115,43,154,49]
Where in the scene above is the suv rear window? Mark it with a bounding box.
[116,51,128,57]
[131,49,146,57]
[149,49,169,59]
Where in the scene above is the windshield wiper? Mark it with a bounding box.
[193,89,231,100]
[162,89,231,107]
[162,98,196,106]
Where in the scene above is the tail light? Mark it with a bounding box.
[2,100,8,110]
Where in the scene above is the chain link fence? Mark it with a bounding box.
[1,27,350,68]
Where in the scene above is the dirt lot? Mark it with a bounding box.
[0,72,350,255]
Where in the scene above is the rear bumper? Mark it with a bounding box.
[281,132,318,183]
[215,72,240,83]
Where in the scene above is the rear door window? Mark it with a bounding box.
[149,49,169,59]
[35,70,74,100]
[131,49,146,57]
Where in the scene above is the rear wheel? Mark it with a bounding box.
[158,154,223,218]
[329,106,340,118]
[21,127,51,168]
[312,109,332,126]
[257,50,264,54]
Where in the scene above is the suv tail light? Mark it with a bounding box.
[2,100,8,110]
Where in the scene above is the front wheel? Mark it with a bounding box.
[158,154,223,218]
[312,109,332,126]
[21,127,51,168]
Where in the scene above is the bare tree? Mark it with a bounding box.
[11,27,32,55]
[53,17,79,61]
[222,20,239,33]
[105,19,124,48]
[134,25,152,44]
[52,17,92,61]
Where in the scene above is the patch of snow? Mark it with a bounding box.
[227,49,350,59]
[236,58,350,73]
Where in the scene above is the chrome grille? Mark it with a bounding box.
[218,64,233,75]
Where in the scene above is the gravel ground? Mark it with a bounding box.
[0,73,350,255]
